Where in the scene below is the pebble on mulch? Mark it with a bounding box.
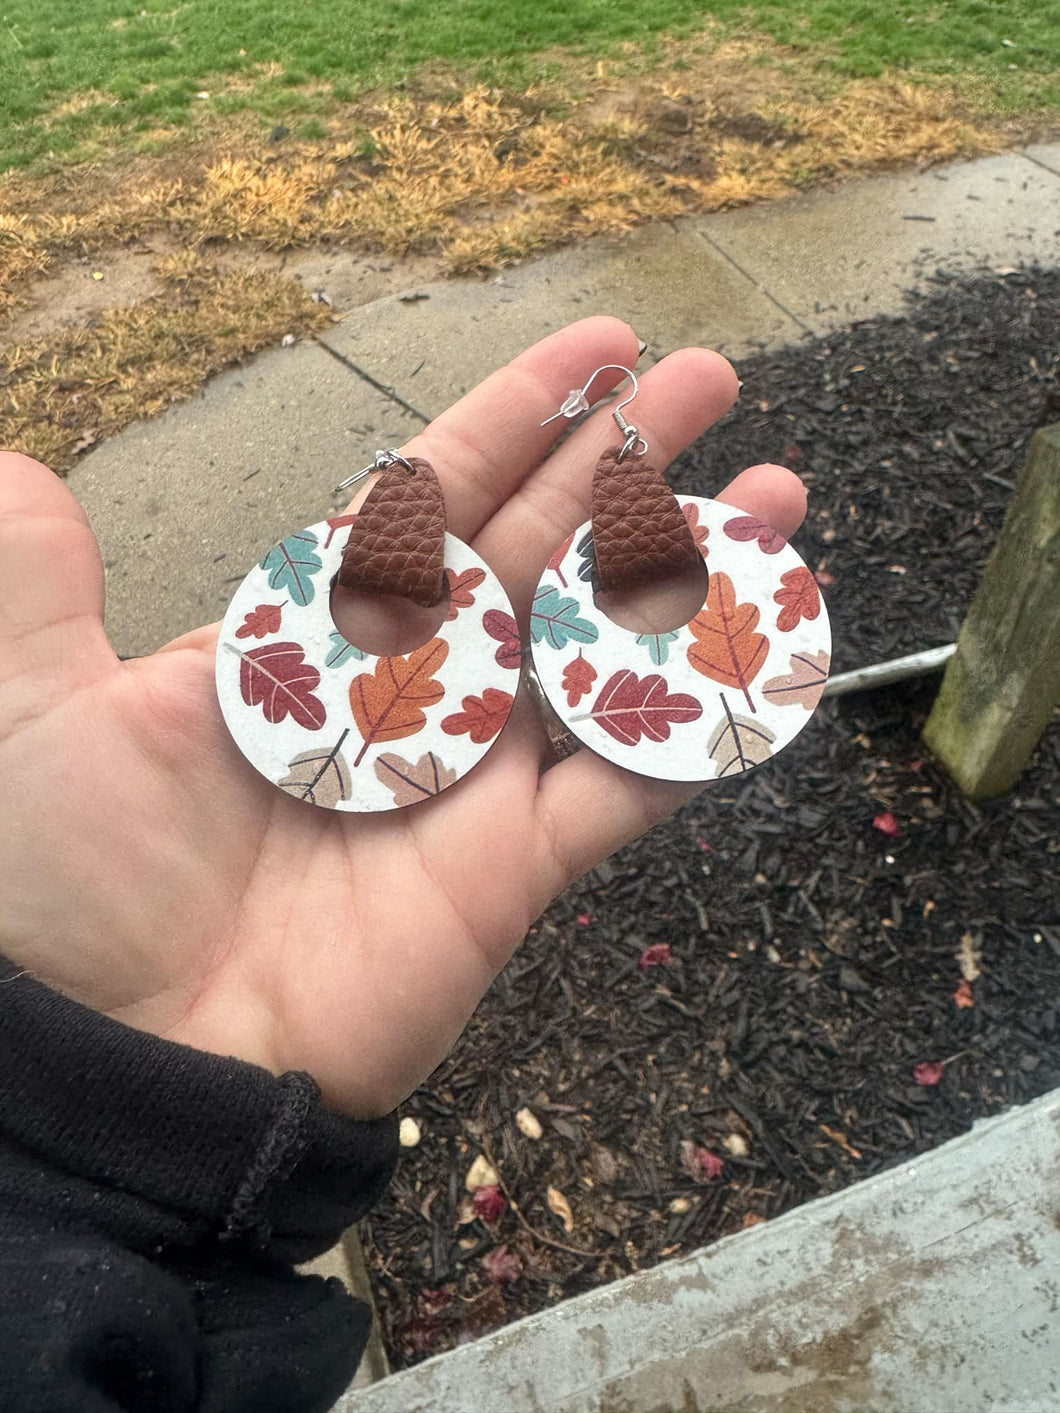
[366,266,1060,1368]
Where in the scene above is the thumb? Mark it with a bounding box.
[0,452,112,678]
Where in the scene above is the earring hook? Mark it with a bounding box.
[541,364,648,460]
[334,448,416,494]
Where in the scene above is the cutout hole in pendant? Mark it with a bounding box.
[595,555,709,636]
[329,577,451,658]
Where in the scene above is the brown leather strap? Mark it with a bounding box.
[590,447,700,594]
[337,456,447,607]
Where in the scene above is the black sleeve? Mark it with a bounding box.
[0,956,399,1413]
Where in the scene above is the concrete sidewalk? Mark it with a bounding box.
[67,145,1060,658]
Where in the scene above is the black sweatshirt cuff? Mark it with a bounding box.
[0,956,398,1263]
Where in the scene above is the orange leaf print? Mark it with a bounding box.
[562,651,597,707]
[349,638,449,766]
[235,603,283,639]
[441,688,514,744]
[446,567,487,620]
[681,502,710,554]
[687,571,769,712]
[774,568,821,632]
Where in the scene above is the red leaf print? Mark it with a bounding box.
[483,609,521,670]
[873,811,902,837]
[682,502,710,553]
[472,1186,507,1223]
[547,531,576,587]
[235,603,283,639]
[638,943,672,971]
[323,512,358,549]
[774,567,821,632]
[724,515,787,554]
[914,1061,945,1086]
[562,651,597,707]
[441,688,514,744]
[445,566,487,620]
[235,642,326,730]
[582,670,703,747]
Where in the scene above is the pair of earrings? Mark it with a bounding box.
[216,368,831,812]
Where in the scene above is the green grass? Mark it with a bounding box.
[1,0,1057,172]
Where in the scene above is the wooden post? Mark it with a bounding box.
[922,423,1060,799]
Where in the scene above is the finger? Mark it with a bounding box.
[716,462,807,535]
[0,452,112,673]
[530,459,809,893]
[347,317,641,539]
[474,347,741,609]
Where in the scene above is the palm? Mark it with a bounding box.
[0,319,806,1116]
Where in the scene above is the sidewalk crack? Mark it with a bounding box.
[693,227,813,335]
[314,338,431,423]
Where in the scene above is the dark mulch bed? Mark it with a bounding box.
[366,267,1060,1367]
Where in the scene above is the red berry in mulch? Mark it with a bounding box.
[873,811,902,837]
[576,912,597,926]
[680,1140,725,1183]
[472,1185,507,1224]
[914,1061,945,1087]
[638,943,672,971]
[481,1245,522,1284]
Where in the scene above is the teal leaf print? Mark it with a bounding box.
[530,586,599,650]
[635,631,679,666]
[326,630,369,668]
[260,530,323,607]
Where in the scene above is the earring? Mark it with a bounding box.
[215,451,519,811]
[530,368,831,780]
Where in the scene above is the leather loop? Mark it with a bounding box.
[590,447,700,594]
[337,456,447,608]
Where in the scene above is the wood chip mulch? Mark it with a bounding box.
[366,266,1060,1368]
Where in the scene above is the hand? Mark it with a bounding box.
[0,318,805,1117]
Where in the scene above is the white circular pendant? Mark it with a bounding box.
[530,497,831,781]
[216,517,519,811]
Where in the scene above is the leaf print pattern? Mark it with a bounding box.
[547,532,576,588]
[687,571,769,712]
[774,567,821,632]
[235,603,283,640]
[326,629,369,667]
[579,670,703,747]
[374,751,457,807]
[441,688,514,744]
[723,516,786,555]
[323,512,358,549]
[708,694,776,775]
[531,585,599,650]
[259,529,324,606]
[562,652,597,708]
[277,731,352,806]
[635,631,680,666]
[483,609,521,670]
[576,528,598,587]
[763,650,831,710]
[446,566,487,620]
[349,638,448,766]
[682,502,710,553]
[233,641,327,730]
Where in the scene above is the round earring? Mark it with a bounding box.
[216,450,519,811]
[530,369,831,781]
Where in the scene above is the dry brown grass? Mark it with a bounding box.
[0,41,1048,470]
[0,253,329,469]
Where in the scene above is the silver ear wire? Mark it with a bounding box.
[540,365,648,460]
[334,448,416,494]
